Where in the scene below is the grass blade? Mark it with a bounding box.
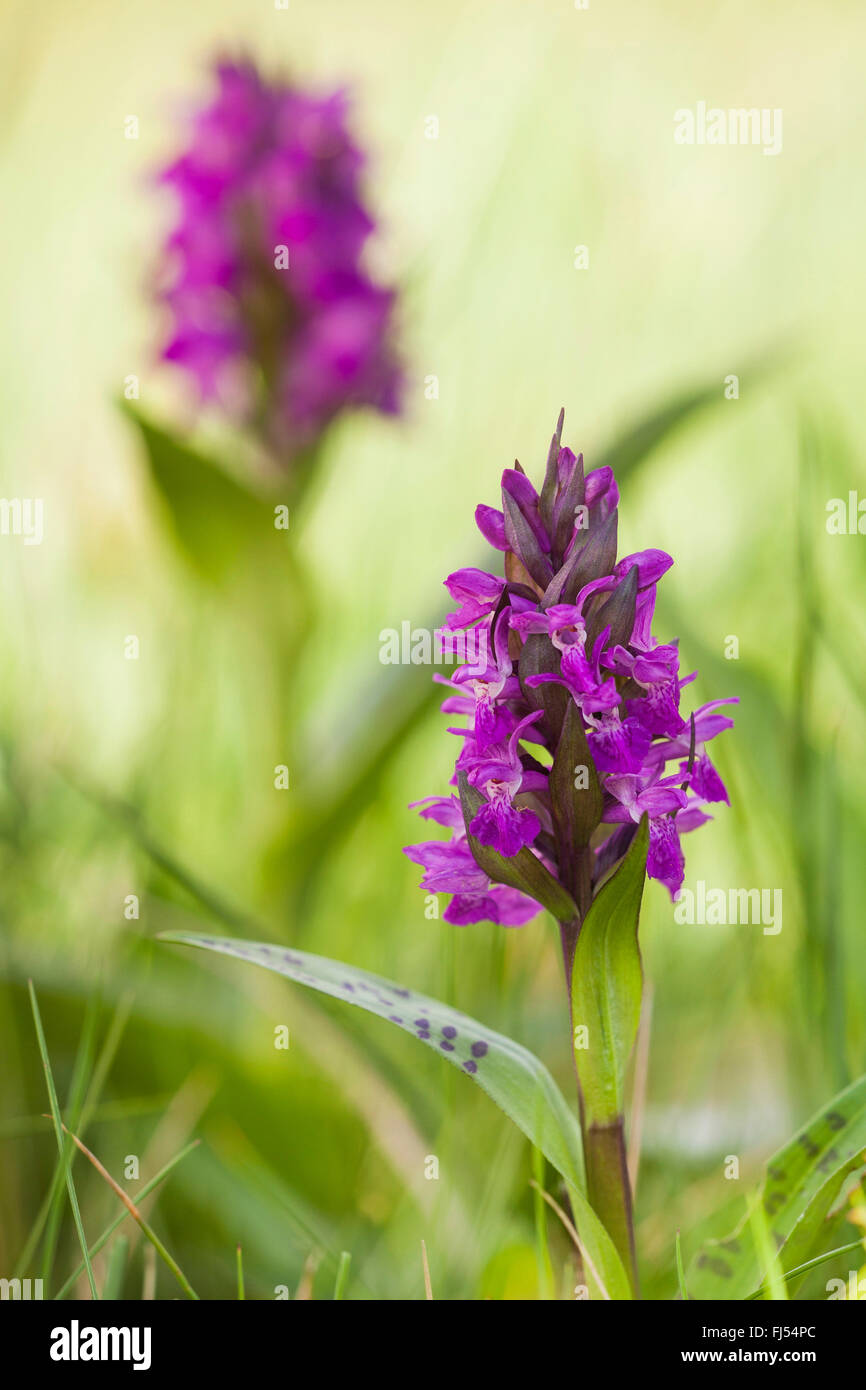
[529,1179,610,1301]
[747,1239,865,1301]
[421,1240,433,1301]
[53,1138,200,1300]
[749,1197,788,1301]
[49,1119,199,1301]
[675,1230,689,1300]
[531,1146,555,1300]
[16,989,135,1279]
[333,1251,351,1301]
[27,980,98,1299]
[101,1235,129,1301]
[40,992,100,1287]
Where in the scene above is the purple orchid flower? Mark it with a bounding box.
[525,625,620,719]
[442,569,504,630]
[404,412,736,925]
[449,609,521,750]
[403,797,540,925]
[602,772,690,898]
[462,710,546,856]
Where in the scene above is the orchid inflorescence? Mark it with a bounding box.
[157,59,401,464]
[406,411,736,929]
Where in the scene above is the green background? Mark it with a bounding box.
[1,0,865,1299]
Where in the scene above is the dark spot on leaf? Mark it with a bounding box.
[826,1111,846,1132]
[440,1041,454,1052]
[463,1061,478,1074]
[471,1041,489,1058]
[442,1026,457,1039]
[389,1015,403,1024]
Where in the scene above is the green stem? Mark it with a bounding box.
[584,1118,639,1297]
[559,900,639,1299]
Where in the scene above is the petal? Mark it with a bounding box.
[634,785,688,817]
[475,504,508,551]
[587,714,652,774]
[443,567,503,603]
[469,799,541,857]
[501,468,550,552]
[614,549,674,588]
[647,816,685,899]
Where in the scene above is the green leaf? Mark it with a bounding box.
[158,930,632,1299]
[456,772,579,922]
[687,1073,866,1299]
[123,406,279,585]
[571,816,649,1125]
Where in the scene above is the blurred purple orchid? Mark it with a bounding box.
[157,58,401,466]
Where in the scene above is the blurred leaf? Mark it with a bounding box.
[123,406,279,585]
[595,359,776,483]
[158,930,632,1299]
[480,1243,539,1300]
[571,817,648,1125]
[102,1235,129,1301]
[675,1229,689,1300]
[688,1073,866,1299]
[749,1196,788,1300]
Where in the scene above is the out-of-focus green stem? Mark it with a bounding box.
[583,1118,638,1298]
[559,906,639,1299]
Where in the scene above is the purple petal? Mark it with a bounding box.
[475,504,508,551]
[469,799,541,857]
